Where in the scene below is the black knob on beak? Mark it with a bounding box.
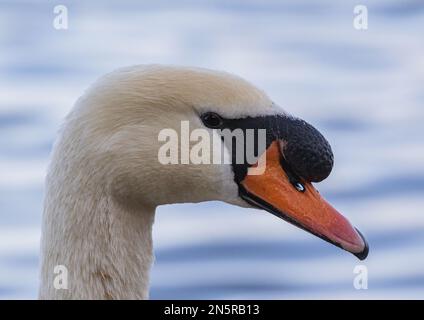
[282,118,334,183]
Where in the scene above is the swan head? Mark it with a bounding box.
[68,65,368,260]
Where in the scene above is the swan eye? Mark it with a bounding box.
[201,112,224,128]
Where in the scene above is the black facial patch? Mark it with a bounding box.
[214,114,334,184]
[280,118,334,182]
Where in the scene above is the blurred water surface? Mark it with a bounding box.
[0,0,423,299]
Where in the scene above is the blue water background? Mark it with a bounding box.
[0,0,423,299]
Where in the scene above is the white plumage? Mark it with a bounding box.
[39,65,285,299]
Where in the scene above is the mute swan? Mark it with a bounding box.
[39,65,368,299]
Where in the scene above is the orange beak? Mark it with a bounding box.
[240,141,368,260]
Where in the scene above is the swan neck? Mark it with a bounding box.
[39,179,155,299]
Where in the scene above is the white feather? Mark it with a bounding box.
[39,65,285,299]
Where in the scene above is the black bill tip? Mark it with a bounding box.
[353,228,369,261]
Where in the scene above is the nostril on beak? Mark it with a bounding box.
[280,119,334,183]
